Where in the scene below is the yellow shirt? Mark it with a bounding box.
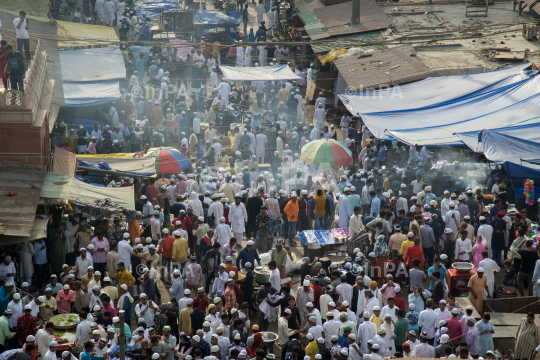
[383,177,391,192]
[400,240,414,257]
[370,314,383,331]
[179,307,193,335]
[313,191,327,218]
[172,238,189,263]
[278,88,289,104]
[115,269,136,288]
[306,340,319,360]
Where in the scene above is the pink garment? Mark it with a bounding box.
[103,303,117,317]
[87,142,97,154]
[472,235,487,268]
[56,289,75,314]
[90,236,110,263]
[380,282,396,301]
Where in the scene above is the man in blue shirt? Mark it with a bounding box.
[179,111,190,136]
[427,256,449,292]
[236,240,261,270]
[0,283,14,314]
[369,191,381,217]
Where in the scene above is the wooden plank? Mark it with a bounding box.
[456,297,481,319]
[0,224,5,235]
[493,325,519,339]
[489,312,540,326]
[493,52,526,60]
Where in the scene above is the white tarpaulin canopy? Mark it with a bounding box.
[60,47,124,107]
[219,64,301,81]
[40,173,135,210]
[60,47,126,82]
[338,64,531,115]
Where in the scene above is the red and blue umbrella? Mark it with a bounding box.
[146,147,192,174]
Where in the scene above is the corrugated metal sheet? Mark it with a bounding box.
[298,11,320,26]
[311,31,386,53]
[334,45,435,91]
[0,162,46,237]
[314,0,393,37]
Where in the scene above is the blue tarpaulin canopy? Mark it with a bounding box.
[457,128,540,179]
[195,10,242,26]
[135,0,178,18]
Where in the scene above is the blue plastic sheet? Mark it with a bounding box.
[77,159,155,177]
[135,1,178,19]
[298,228,349,245]
[195,10,242,26]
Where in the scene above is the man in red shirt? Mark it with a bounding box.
[145,179,160,204]
[404,237,425,269]
[16,306,38,346]
[445,308,463,345]
[194,287,210,313]
[159,228,175,283]
[393,286,406,312]
[173,211,192,234]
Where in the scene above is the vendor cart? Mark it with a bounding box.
[448,268,477,296]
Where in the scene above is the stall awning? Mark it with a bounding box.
[59,47,124,107]
[0,215,51,245]
[338,64,532,116]
[40,174,135,210]
[60,47,126,82]
[458,128,540,179]
[63,80,121,107]
[219,64,301,81]
[362,74,540,146]
[77,156,156,176]
[56,20,120,47]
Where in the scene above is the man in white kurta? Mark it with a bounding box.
[314,104,326,131]
[244,46,253,66]
[0,258,16,285]
[95,0,105,22]
[104,0,116,26]
[477,217,494,257]
[478,255,500,297]
[255,132,267,163]
[217,79,231,106]
[236,42,244,67]
[116,0,125,23]
[338,192,351,228]
[443,203,460,235]
[323,314,341,347]
[267,10,275,37]
[229,196,248,240]
[358,312,377,354]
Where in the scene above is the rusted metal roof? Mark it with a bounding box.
[314,0,393,37]
[334,45,436,91]
[0,162,46,237]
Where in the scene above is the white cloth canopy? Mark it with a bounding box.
[219,64,301,81]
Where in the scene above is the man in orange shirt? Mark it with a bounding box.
[159,228,175,283]
[128,211,142,245]
[284,192,300,246]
